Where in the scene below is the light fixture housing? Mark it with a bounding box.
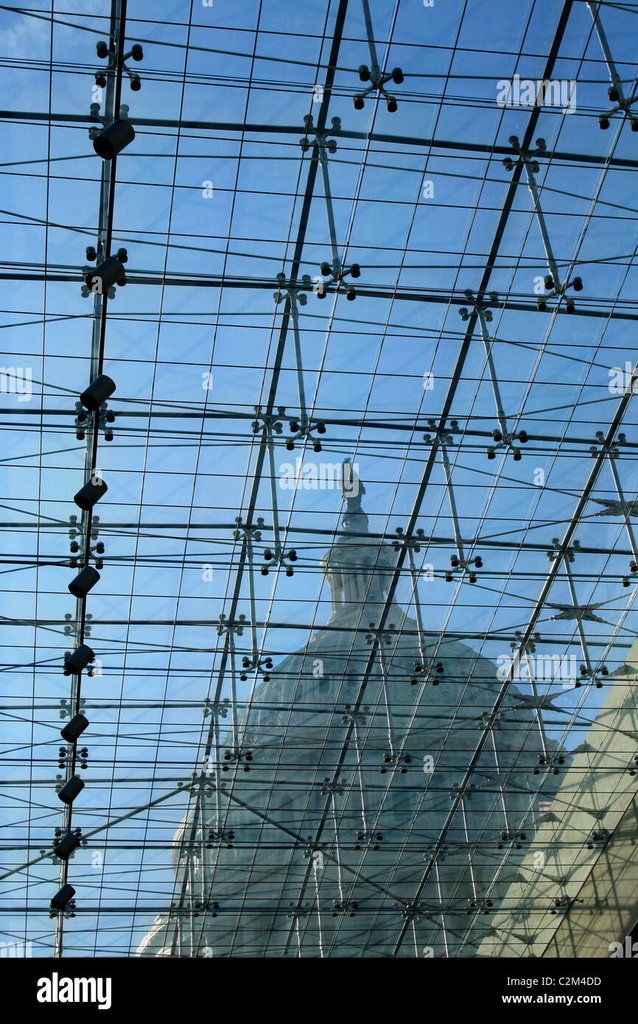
[68,565,101,598]
[74,477,108,511]
[80,374,116,411]
[55,832,81,860]
[85,256,125,292]
[58,775,85,805]
[50,884,76,911]
[63,644,95,676]
[61,713,89,742]
[93,118,135,160]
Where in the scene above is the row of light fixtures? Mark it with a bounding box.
[53,36,140,909]
[51,374,117,912]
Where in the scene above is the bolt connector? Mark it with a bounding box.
[354,64,404,112]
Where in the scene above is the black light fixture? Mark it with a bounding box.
[74,477,108,510]
[55,832,81,860]
[50,884,75,911]
[85,256,125,292]
[61,713,89,742]
[93,118,135,160]
[58,775,85,805]
[80,374,116,411]
[63,644,95,676]
[68,565,101,598]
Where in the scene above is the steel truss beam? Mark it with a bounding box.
[166,0,353,959]
[2,109,638,169]
[52,0,128,957]
[3,270,638,320]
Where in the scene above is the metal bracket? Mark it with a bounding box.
[300,115,362,299]
[68,514,103,568]
[251,408,300,575]
[364,623,395,648]
[232,516,275,679]
[57,747,88,770]
[92,36,144,99]
[221,746,253,772]
[546,537,609,686]
[59,698,86,720]
[63,612,93,637]
[460,291,529,459]
[534,752,566,775]
[496,829,527,849]
[550,895,582,915]
[354,0,404,112]
[423,421,483,581]
[477,710,505,733]
[202,698,230,720]
[380,751,412,774]
[354,830,383,850]
[341,704,369,726]
[504,137,583,311]
[206,829,234,849]
[409,657,444,688]
[216,613,247,637]
[589,432,638,583]
[274,275,328,450]
[586,2,638,131]
[392,526,434,671]
[399,901,440,923]
[586,828,611,849]
[332,899,359,916]
[320,777,345,797]
[466,896,495,915]
[287,902,313,920]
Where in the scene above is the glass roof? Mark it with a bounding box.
[1,0,637,958]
